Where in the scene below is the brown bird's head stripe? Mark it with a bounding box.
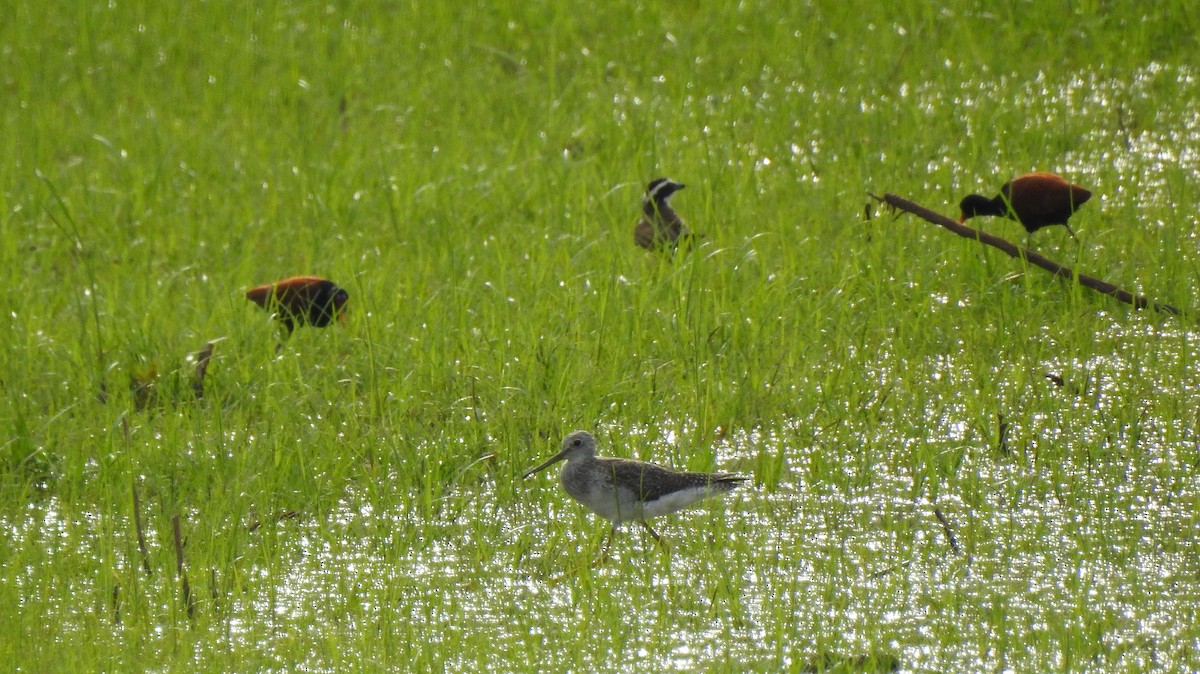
[643,178,685,213]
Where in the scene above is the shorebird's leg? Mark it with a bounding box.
[640,521,671,552]
[591,525,616,567]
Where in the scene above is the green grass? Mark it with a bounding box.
[3,0,1200,671]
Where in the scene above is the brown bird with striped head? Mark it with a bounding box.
[634,178,691,251]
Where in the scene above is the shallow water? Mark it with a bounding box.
[7,381,1196,672]
[6,61,1200,672]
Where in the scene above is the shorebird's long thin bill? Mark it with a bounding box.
[522,450,567,479]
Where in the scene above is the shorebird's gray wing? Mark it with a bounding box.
[604,458,744,502]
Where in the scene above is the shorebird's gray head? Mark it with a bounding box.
[521,430,596,479]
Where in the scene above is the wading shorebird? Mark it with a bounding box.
[523,430,745,560]
[633,178,691,251]
[958,172,1092,240]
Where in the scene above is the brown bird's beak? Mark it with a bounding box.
[522,449,568,479]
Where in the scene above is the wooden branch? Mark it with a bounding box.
[933,506,961,554]
[873,193,1183,317]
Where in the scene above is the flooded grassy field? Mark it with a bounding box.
[2,1,1199,671]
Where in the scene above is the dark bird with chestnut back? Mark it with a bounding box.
[245,276,349,334]
[958,172,1092,239]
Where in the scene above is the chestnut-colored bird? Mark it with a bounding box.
[245,276,349,335]
[634,178,691,250]
[958,172,1092,239]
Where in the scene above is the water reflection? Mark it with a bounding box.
[5,392,1196,672]
[5,62,1200,672]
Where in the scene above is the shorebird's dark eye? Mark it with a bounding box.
[572,439,582,447]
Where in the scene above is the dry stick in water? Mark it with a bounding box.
[131,479,152,575]
[933,506,961,554]
[874,193,1183,317]
[172,514,196,619]
[996,413,1011,455]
